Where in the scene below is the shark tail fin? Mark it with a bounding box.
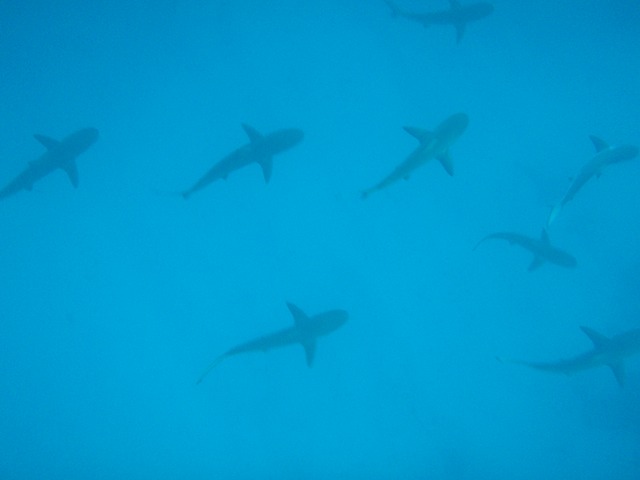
[547,203,562,227]
[196,355,227,385]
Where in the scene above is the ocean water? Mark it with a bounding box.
[1,1,639,478]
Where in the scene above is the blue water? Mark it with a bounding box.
[1,1,639,478]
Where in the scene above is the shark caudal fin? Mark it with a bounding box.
[196,355,227,385]
[547,202,563,227]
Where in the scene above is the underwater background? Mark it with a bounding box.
[1,1,639,478]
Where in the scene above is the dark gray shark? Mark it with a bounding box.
[501,326,640,387]
[181,124,304,199]
[0,128,99,200]
[384,0,494,44]
[474,229,577,271]
[197,303,348,383]
[361,112,468,199]
[547,135,638,226]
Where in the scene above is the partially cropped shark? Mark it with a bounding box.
[547,135,638,226]
[0,128,99,200]
[384,0,494,44]
[474,229,577,271]
[361,112,468,199]
[500,326,640,387]
[181,124,304,199]
[196,303,348,383]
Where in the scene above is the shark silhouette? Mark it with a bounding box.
[0,128,99,200]
[197,303,348,384]
[361,112,468,199]
[547,135,638,226]
[500,326,640,387]
[384,0,494,44]
[181,124,303,199]
[474,229,577,271]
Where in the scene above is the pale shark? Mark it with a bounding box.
[500,326,640,387]
[181,124,303,199]
[0,128,99,200]
[384,0,494,44]
[197,303,348,384]
[361,112,468,199]
[474,229,577,271]
[547,135,638,226]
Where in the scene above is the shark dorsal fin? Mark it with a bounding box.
[287,302,311,327]
[449,0,462,10]
[589,135,609,153]
[540,228,550,245]
[242,124,264,143]
[302,339,317,367]
[61,160,79,188]
[403,126,433,144]
[608,362,626,387]
[34,134,60,150]
[580,326,610,349]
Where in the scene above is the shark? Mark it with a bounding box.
[500,326,640,387]
[474,229,577,271]
[0,127,99,200]
[361,112,468,199]
[384,0,494,44]
[196,302,348,384]
[547,135,638,226]
[181,124,304,199]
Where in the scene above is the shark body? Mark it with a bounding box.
[502,327,640,387]
[547,135,638,226]
[197,303,348,383]
[474,229,577,271]
[0,128,99,200]
[361,112,468,199]
[181,124,303,199]
[384,0,494,43]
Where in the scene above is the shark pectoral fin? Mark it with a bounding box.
[61,161,79,188]
[608,362,626,387]
[579,326,610,349]
[302,339,317,367]
[528,255,544,272]
[454,22,466,44]
[258,157,273,183]
[241,124,264,143]
[589,135,609,153]
[403,126,433,143]
[436,151,454,176]
[33,134,60,150]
